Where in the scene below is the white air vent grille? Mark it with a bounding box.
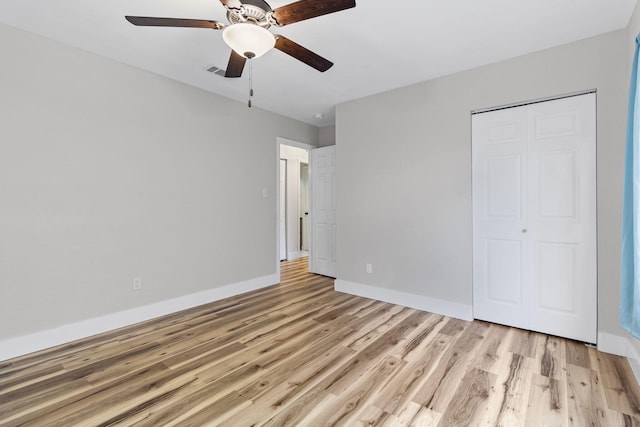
[205,65,227,77]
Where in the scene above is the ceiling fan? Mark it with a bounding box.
[125,0,356,78]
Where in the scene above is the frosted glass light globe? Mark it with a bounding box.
[222,23,275,59]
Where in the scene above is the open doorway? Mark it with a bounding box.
[277,139,313,268]
[276,138,337,280]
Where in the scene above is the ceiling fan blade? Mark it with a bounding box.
[272,0,355,26]
[225,50,247,77]
[274,35,333,72]
[125,16,224,29]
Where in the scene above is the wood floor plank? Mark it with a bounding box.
[219,326,362,424]
[6,362,182,427]
[411,321,489,413]
[304,355,405,425]
[538,335,567,380]
[357,404,388,426]
[438,318,467,337]
[389,313,445,361]
[566,340,591,369]
[436,368,496,427]
[565,364,619,426]
[1,256,639,426]
[510,328,540,359]
[374,333,453,415]
[259,384,331,426]
[524,373,567,426]
[218,345,356,426]
[477,352,532,426]
[468,323,513,375]
[323,310,430,396]
[411,406,443,426]
[347,305,413,351]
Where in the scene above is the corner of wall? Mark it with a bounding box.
[318,125,337,147]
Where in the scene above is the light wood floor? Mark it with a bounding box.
[2,258,640,426]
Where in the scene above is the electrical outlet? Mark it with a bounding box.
[133,277,142,290]
[366,263,373,274]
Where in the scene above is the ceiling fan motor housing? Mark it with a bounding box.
[227,2,273,27]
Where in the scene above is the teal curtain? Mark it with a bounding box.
[621,35,640,338]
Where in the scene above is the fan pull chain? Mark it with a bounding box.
[248,56,254,108]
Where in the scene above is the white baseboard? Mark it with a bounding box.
[334,279,473,321]
[0,274,278,362]
[628,344,640,386]
[598,332,640,386]
[597,332,629,356]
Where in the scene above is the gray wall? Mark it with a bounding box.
[0,23,318,340]
[336,30,628,336]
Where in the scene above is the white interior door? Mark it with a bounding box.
[472,93,597,343]
[310,146,336,277]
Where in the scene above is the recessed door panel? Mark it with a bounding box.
[486,239,523,305]
[316,223,331,261]
[486,155,521,218]
[537,242,576,313]
[537,150,577,219]
[535,111,578,140]
[488,121,522,144]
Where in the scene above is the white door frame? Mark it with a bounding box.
[276,137,315,281]
[279,159,287,261]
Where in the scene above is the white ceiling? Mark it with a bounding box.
[0,0,636,126]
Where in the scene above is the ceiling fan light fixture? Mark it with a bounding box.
[222,23,275,59]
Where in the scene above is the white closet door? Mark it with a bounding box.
[472,93,597,343]
[473,105,530,331]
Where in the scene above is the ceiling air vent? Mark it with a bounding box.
[205,65,227,77]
